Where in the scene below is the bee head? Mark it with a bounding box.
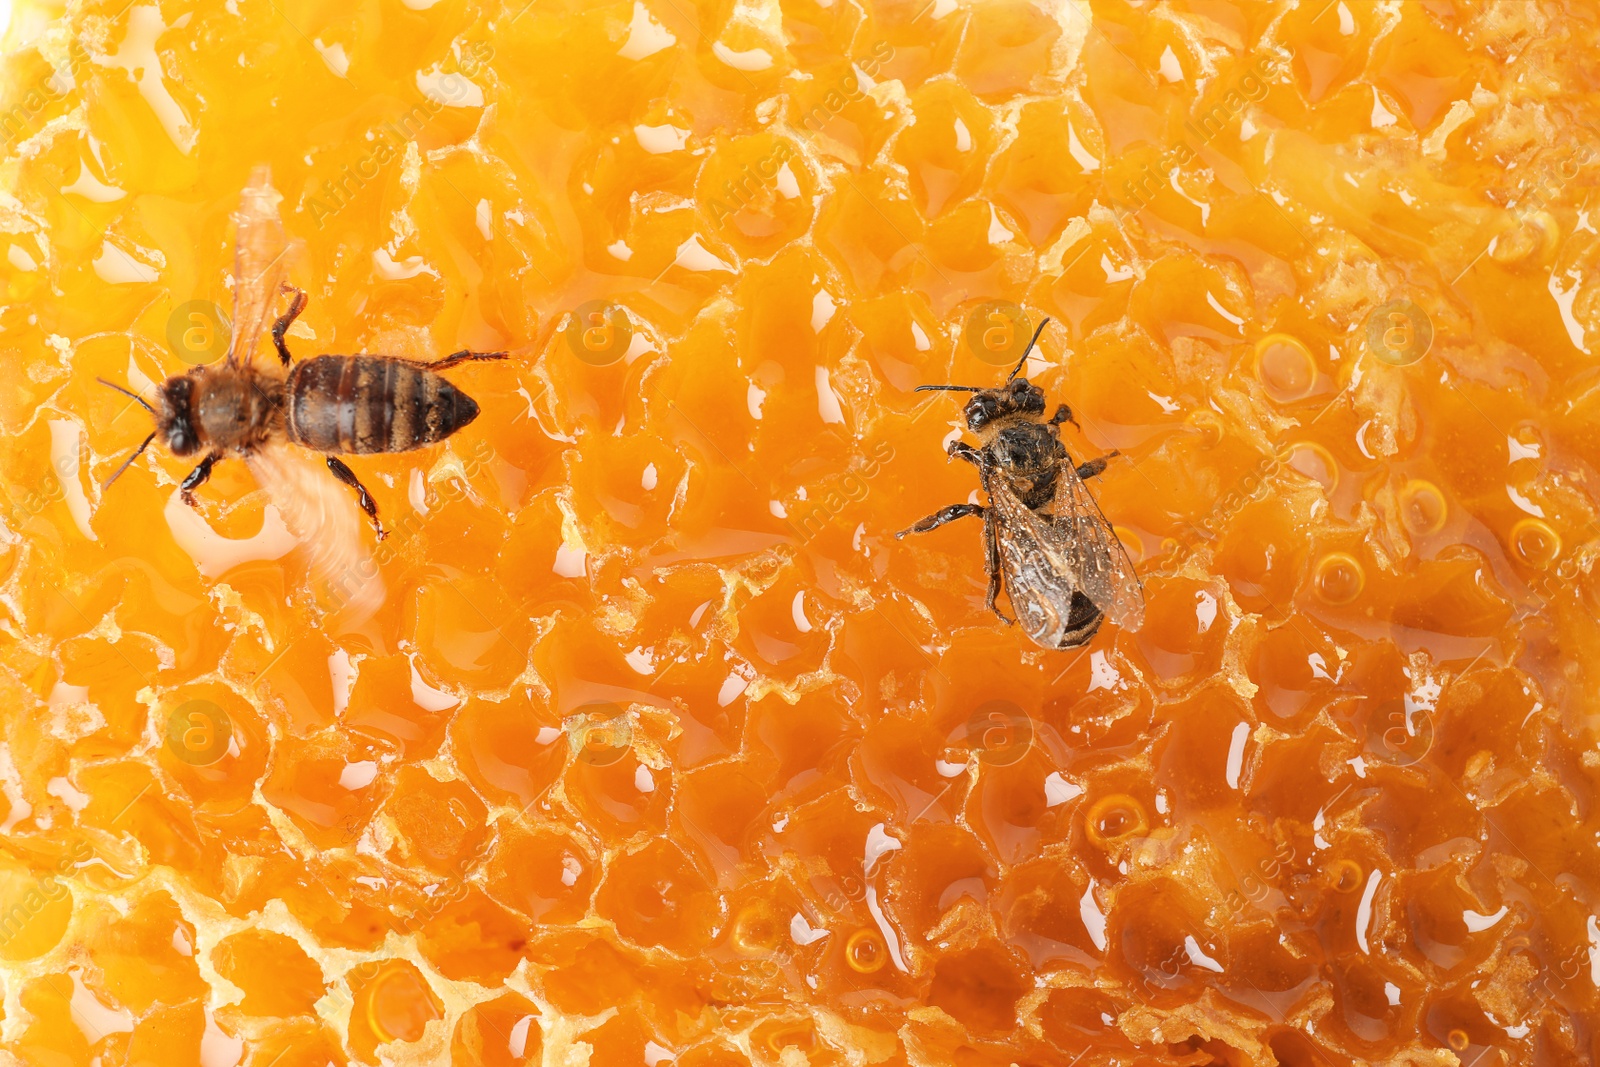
[964,378,1046,432]
[156,375,202,456]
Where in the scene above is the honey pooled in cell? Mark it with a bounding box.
[1083,794,1150,850]
[927,942,1033,1036]
[883,822,996,941]
[599,840,723,956]
[211,929,328,1018]
[1131,575,1228,684]
[450,992,542,1066]
[1255,333,1319,404]
[1510,516,1562,569]
[346,959,444,1062]
[482,821,596,925]
[726,894,785,962]
[1312,551,1366,607]
[448,689,566,809]
[379,766,489,876]
[673,761,770,878]
[1398,477,1449,536]
[413,887,531,986]
[0,856,76,963]
[1283,439,1340,493]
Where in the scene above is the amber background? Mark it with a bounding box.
[0,0,1598,1065]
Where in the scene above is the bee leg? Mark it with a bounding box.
[982,508,1013,624]
[1075,450,1121,481]
[179,451,223,507]
[895,503,983,538]
[947,440,982,466]
[1049,404,1079,430]
[423,349,510,371]
[325,457,386,539]
[272,286,308,366]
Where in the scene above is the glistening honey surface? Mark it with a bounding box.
[0,1,1598,1065]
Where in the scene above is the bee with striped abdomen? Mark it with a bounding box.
[897,319,1144,650]
[99,166,505,542]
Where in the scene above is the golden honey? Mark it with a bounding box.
[1,1,1598,1065]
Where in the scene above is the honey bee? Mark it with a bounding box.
[99,166,505,545]
[898,319,1144,649]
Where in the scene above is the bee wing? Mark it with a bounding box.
[227,165,293,370]
[244,442,385,624]
[988,464,1145,634]
[1041,463,1145,630]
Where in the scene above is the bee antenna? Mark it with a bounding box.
[914,384,984,393]
[1005,317,1051,382]
[96,377,155,414]
[102,432,156,491]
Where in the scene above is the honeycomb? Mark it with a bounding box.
[0,0,1598,1064]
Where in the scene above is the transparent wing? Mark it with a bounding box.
[227,165,291,370]
[989,464,1145,634]
[245,442,385,625]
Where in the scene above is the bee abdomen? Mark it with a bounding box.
[285,355,482,454]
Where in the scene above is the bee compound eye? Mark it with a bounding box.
[966,395,997,428]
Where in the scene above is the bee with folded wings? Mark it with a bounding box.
[898,319,1145,650]
[99,167,505,545]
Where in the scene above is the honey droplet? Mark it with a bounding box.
[1398,480,1448,535]
[1255,334,1317,402]
[1085,794,1149,848]
[1313,553,1365,606]
[1284,441,1339,492]
[1328,859,1364,893]
[1511,517,1561,569]
[1447,1028,1471,1052]
[845,928,888,974]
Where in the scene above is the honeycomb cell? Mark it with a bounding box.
[0,858,75,962]
[595,839,722,955]
[450,991,542,1066]
[346,958,444,1062]
[1510,517,1561,569]
[927,943,1032,1035]
[212,929,327,1017]
[1255,333,1318,403]
[482,821,596,925]
[379,765,489,876]
[895,81,997,217]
